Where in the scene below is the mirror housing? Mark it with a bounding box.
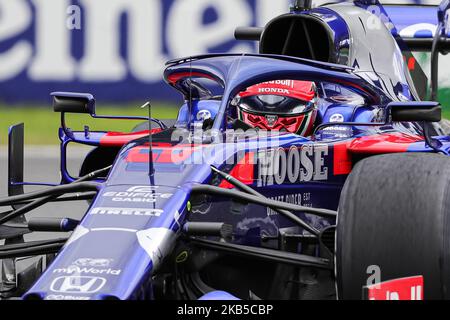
[388,101,441,122]
[52,92,95,114]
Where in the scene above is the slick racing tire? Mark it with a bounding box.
[336,153,450,300]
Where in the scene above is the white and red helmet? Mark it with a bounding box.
[236,80,318,136]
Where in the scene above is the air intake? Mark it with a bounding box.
[260,14,334,63]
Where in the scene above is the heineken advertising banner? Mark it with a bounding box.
[0,0,287,104]
[0,0,449,106]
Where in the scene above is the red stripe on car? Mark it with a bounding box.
[100,129,162,147]
[219,152,255,188]
[348,132,423,154]
[125,144,202,163]
[333,142,352,175]
[167,72,215,84]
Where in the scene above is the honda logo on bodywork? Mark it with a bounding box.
[50,276,106,294]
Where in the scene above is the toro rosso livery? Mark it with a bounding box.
[2,0,450,300]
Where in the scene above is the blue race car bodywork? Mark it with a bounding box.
[1,0,450,300]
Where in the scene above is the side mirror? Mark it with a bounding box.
[51,92,95,114]
[389,101,441,122]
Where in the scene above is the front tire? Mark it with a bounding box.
[336,153,450,299]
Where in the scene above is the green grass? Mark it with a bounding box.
[0,102,178,145]
[439,88,450,119]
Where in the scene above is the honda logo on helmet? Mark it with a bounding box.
[50,276,106,294]
[258,88,290,94]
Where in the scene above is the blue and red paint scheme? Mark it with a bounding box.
[22,2,450,300]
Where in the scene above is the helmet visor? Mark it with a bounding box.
[238,95,314,115]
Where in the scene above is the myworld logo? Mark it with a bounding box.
[53,266,121,276]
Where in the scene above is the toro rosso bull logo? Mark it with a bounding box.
[257,144,328,187]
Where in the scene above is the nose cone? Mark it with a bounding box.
[23,185,189,300]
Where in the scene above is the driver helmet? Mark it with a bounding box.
[236,80,318,136]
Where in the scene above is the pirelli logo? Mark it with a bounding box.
[90,207,163,217]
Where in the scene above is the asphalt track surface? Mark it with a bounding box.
[0,146,94,241]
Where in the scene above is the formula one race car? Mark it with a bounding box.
[1,0,450,300]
